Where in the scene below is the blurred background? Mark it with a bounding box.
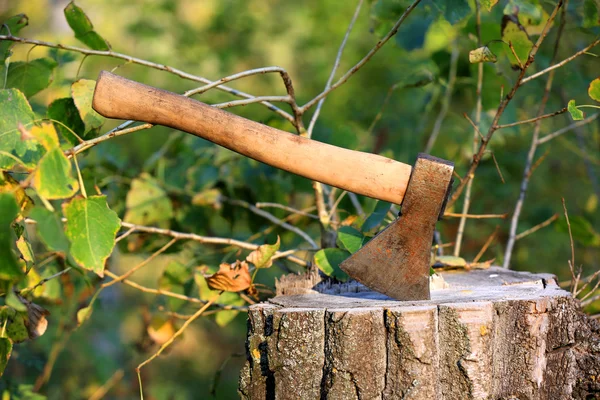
[1,0,599,398]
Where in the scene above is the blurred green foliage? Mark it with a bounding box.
[0,0,599,398]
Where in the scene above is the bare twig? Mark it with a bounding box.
[424,43,459,153]
[488,151,505,184]
[255,203,318,219]
[306,0,364,138]
[473,226,499,263]
[88,369,124,400]
[102,238,178,288]
[19,267,72,296]
[515,214,559,241]
[119,222,308,266]
[299,0,423,113]
[503,2,567,268]
[562,198,578,295]
[495,107,567,129]
[213,96,292,109]
[520,37,600,85]
[0,34,294,123]
[444,212,507,219]
[226,198,318,249]
[448,0,564,208]
[536,113,599,145]
[508,41,524,69]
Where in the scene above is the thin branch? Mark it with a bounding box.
[255,202,319,219]
[504,1,567,268]
[562,198,577,295]
[69,122,152,156]
[137,291,222,398]
[473,226,499,263]
[495,107,567,129]
[444,212,507,219]
[515,213,559,241]
[306,0,364,138]
[19,267,72,296]
[0,34,294,123]
[520,37,600,85]
[299,0,423,113]
[226,198,318,249]
[213,96,291,109]
[508,40,524,69]
[88,369,124,400]
[488,151,505,184]
[425,42,459,153]
[102,238,178,288]
[525,148,550,179]
[448,0,564,208]
[119,222,308,266]
[536,113,599,145]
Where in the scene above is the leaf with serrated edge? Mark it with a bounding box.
[0,193,22,281]
[71,79,105,133]
[63,195,121,276]
[568,100,584,121]
[246,236,280,269]
[589,78,600,102]
[64,2,111,51]
[205,260,251,292]
[33,147,79,199]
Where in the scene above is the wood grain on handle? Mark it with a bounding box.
[92,71,412,204]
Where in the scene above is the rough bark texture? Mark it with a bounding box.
[239,267,600,399]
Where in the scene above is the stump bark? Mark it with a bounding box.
[238,267,600,399]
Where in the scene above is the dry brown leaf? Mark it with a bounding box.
[17,294,50,339]
[205,260,251,292]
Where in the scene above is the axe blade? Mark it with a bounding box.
[340,154,454,301]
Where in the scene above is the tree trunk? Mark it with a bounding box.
[238,267,600,399]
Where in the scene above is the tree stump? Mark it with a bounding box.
[238,267,600,399]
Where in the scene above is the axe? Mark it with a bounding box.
[92,71,454,301]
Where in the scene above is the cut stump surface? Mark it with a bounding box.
[239,267,600,399]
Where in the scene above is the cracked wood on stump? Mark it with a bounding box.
[239,267,600,399]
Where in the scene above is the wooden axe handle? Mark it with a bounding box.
[92,71,412,204]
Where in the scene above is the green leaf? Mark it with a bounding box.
[361,201,392,232]
[434,0,472,24]
[568,100,584,121]
[0,337,12,378]
[583,0,600,27]
[0,193,22,281]
[16,236,34,264]
[5,312,28,343]
[556,215,600,247]
[336,226,366,254]
[63,195,121,276]
[589,78,600,102]
[159,261,190,311]
[433,255,467,267]
[124,173,173,226]
[6,58,58,98]
[47,97,86,145]
[0,171,34,213]
[246,236,280,269]
[5,291,26,312]
[64,2,111,51]
[33,147,79,199]
[502,21,533,67]
[0,14,29,88]
[0,89,41,169]
[313,248,350,281]
[29,207,70,255]
[71,79,105,133]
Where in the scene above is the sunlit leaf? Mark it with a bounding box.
[246,236,280,269]
[28,122,60,151]
[147,315,176,346]
[191,188,222,209]
[469,46,497,63]
[568,100,584,121]
[6,58,57,98]
[502,21,533,68]
[361,201,392,232]
[336,226,366,254]
[432,255,467,268]
[16,236,34,264]
[63,195,121,276]
[64,2,111,51]
[0,89,42,169]
[47,98,85,145]
[0,171,34,213]
[124,173,173,226]
[71,79,105,133]
[0,193,22,281]
[33,147,79,199]
[205,260,251,292]
[589,77,600,102]
[77,306,91,326]
[480,0,499,11]
[0,337,12,378]
[313,248,350,282]
[29,207,70,255]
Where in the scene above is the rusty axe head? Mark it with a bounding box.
[340,154,454,301]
